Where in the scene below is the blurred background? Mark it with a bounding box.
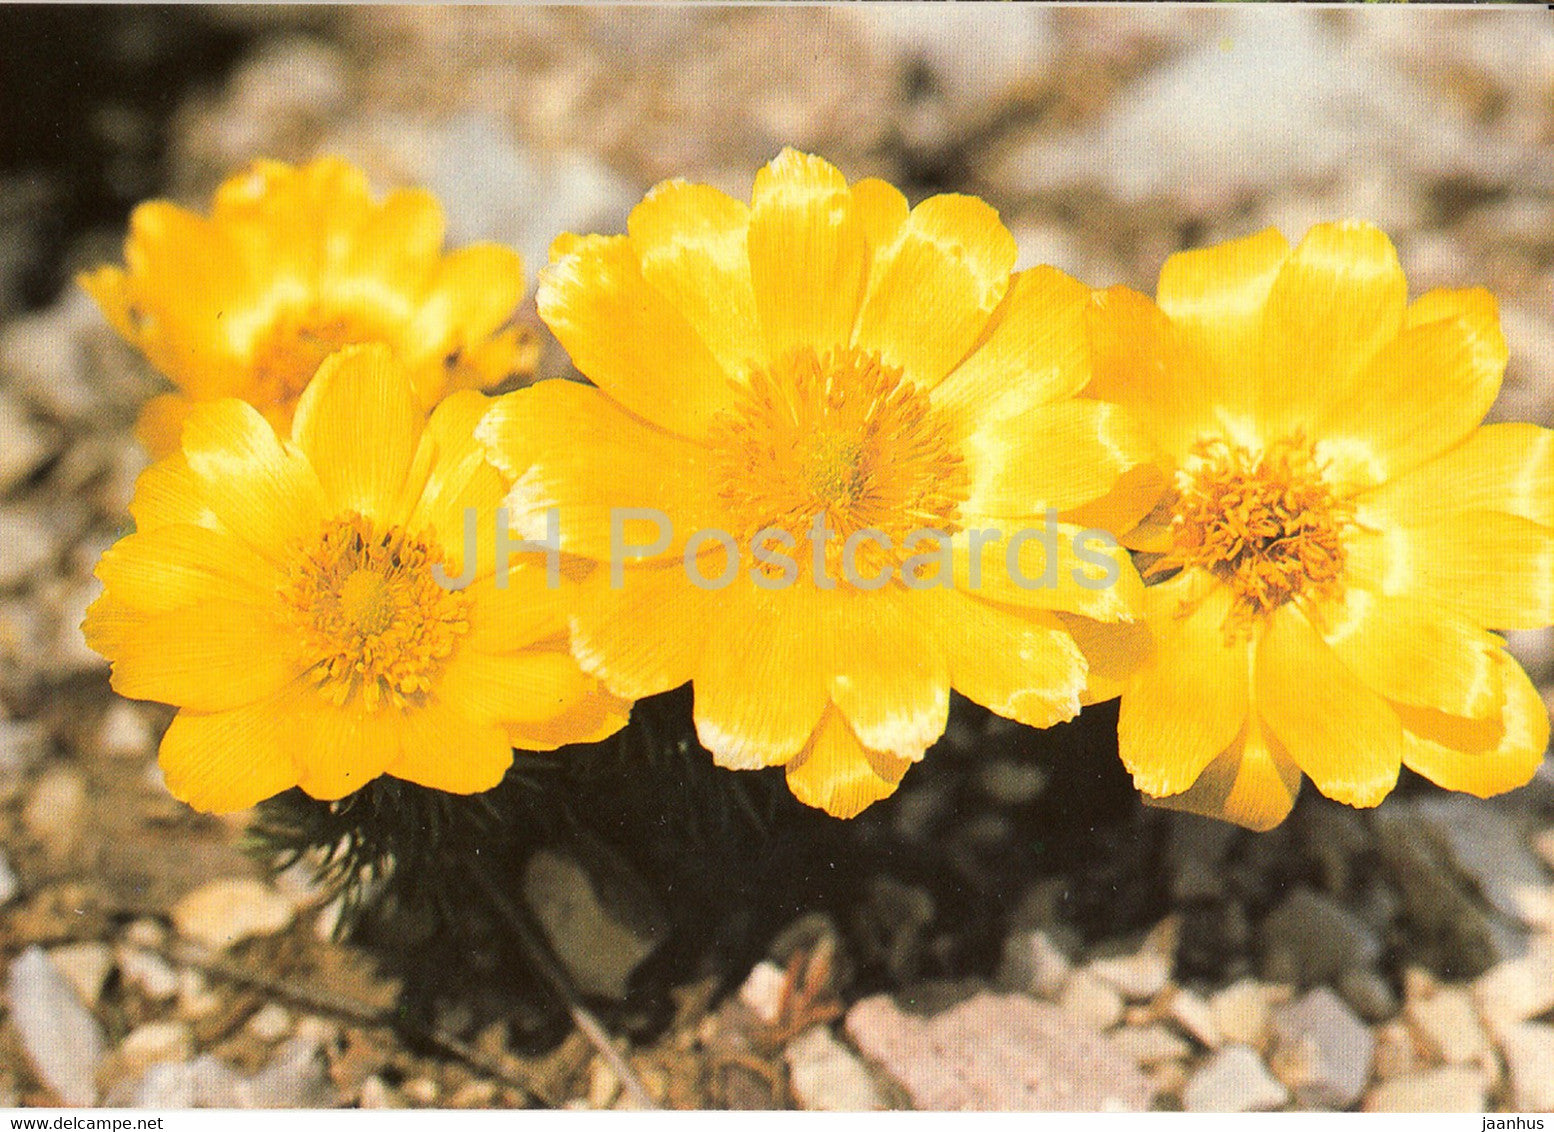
[1,4,1552,1113]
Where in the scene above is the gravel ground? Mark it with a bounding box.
[2,5,1554,1112]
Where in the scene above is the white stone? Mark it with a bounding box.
[1167,986,1223,1049]
[1533,828,1554,871]
[47,941,113,1006]
[1406,987,1489,1064]
[1211,979,1286,1050]
[117,1021,193,1075]
[0,506,54,590]
[785,1025,885,1111]
[738,960,788,1027]
[172,878,296,949]
[0,847,17,905]
[1498,1021,1554,1113]
[22,766,85,856]
[359,1076,401,1109]
[7,945,104,1105]
[1183,1044,1289,1113]
[1057,968,1125,1031]
[1474,938,1554,1029]
[117,945,179,1000]
[1087,921,1175,1002]
[1364,1066,1486,1112]
[123,1055,244,1108]
[95,700,154,759]
[1112,1023,1191,1068]
[247,1003,292,1042]
[177,968,222,1020]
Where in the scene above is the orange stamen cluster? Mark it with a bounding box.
[282,514,472,710]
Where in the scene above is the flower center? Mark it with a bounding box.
[706,346,967,575]
[281,514,472,710]
[250,309,372,409]
[1165,432,1352,616]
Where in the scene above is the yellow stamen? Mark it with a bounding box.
[706,346,967,576]
[1165,432,1352,623]
[281,514,471,710]
[250,308,372,411]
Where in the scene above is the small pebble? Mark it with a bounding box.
[94,700,154,759]
[738,960,788,1027]
[116,1021,193,1076]
[1406,986,1488,1064]
[117,945,179,1000]
[172,878,296,949]
[0,848,17,905]
[785,1025,885,1111]
[1112,1023,1191,1068]
[1363,1066,1485,1112]
[247,1003,292,1042]
[7,946,104,1105]
[1167,986,1223,1049]
[22,767,86,857]
[1057,969,1125,1031]
[47,941,113,1006]
[1498,1021,1554,1112]
[1182,1044,1289,1113]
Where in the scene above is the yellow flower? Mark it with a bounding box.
[81,157,537,457]
[83,344,628,812]
[477,150,1154,818]
[1087,221,1554,831]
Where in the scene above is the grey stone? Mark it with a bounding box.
[1270,987,1375,1110]
[784,1025,885,1111]
[1498,1021,1554,1112]
[523,843,668,1002]
[1363,1067,1486,1113]
[1415,797,1553,929]
[1167,814,1240,902]
[239,1033,333,1108]
[0,507,53,590]
[117,1056,245,1108]
[1260,887,1381,986]
[7,945,105,1105]
[1182,1045,1289,1113]
[1337,966,1399,1023]
[844,991,1153,1110]
[995,930,1072,1000]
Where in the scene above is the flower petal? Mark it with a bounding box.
[1256,604,1402,808]
[1117,577,1249,798]
[1320,587,1504,720]
[961,397,1157,520]
[933,266,1093,437]
[133,394,199,460]
[1315,297,1505,488]
[158,689,304,813]
[854,193,1016,388]
[289,699,400,802]
[538,233,733,439]
[949,523,1145,624]
[824,589,950,760]
[1057,613,1153,705]
[440,645,604,727]
[179,399,328,564]
[570,561,710,700]
[693,581,829,769]
[1398,652,1549,799]
[506,689,632,752]
[93,523,279,613]
[128,454,223,533]
[1357,422,1554,529]
[747,149,871,357]
[386,697,514,795]
[405,389,510,574]
[1156,227,1290,393]
[627,180,762,382]
[290,344,421,523]
[1143,714,1302,832]
[477,379,721,563]
[1254,220,1408,433]
[923,589,1085,728]
[408,244,527,385]
[784,707,911,819]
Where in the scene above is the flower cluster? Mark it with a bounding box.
[82,153,1554,831]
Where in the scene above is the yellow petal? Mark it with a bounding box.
[93,524,279,613]
[933,266,1093,437]
[386,697,513,794]
[1256,604,1402,808]
[477,379,720,563]
[459,570,570,655]
[961,397,1157,520]
[693,581,829,769]
[1083,285,1223,459]
[1358,422,1554,529]
[950,523,1145,624]
[1060,462,1171,543]
[1398,652,1549,799]
[1057,613,1153,705]
[405,389,509,575]
[627,180,761,382]
[408,244,527,379]
[746,149,870,357]
[158,690,304,813]
[1156,227,1290,394]
[538,232,733,439]
[824,589,950,760]
[923,589,1086,728]
[506,687,632,752]
[1144,714,1302,832]
[133,394,199,460]
[88,594,300,713]
[440,645,603,727]
[854,193,1016,388]
[1315,303,1505,488]
[179,399,327,565]
[850,177,911,250]
[570,562,709,700]
[1117,577,1249,798]
[78,265,137,343]
[291,345,421,522]
[290,698,400,802]
[1254,221,1407,433]
[1350,510,1554,631]
[128,454,222,533]
[331,186,446,304]
[1320,587,1504,720]
[784,707,911,819]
